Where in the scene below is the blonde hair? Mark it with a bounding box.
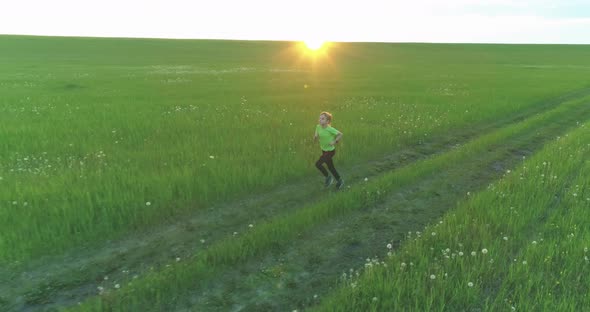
[320,111,333,123]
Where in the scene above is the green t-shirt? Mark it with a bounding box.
[316,124,340,151]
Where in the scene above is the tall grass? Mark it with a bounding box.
[2,36,590,263]
[65,94,590,311]
[315,118,590,311]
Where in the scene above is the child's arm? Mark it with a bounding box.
[313,129,318,142]
[330,132,343,146]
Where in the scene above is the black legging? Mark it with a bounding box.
[315,150,341,180]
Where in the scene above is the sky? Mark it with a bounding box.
[1,0,590,44]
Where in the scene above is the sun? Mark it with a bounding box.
[304,40,326,51]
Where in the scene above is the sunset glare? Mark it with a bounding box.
[304,40,325,51]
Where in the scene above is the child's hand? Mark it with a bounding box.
[330,141,336,146]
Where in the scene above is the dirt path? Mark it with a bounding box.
[2,88,590,311]
[189,98,590,311]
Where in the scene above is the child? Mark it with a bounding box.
[314,111,344,189]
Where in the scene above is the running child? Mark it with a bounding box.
[313,111,344,189]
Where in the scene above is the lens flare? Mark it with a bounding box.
[304,40,325,51]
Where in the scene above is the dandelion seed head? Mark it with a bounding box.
[387,243,392,249]
[459,252,464,256]
[503,236,508,241]
[468,282,474,287]
[209,155,215,159]
[430,274,436,280]
[145,201,151,206]
[114,284,120,289]
[471,251,477,256]
[482,248,488,254]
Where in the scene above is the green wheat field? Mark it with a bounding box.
[1,35,590,311]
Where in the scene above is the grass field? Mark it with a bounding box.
[1,35,589,311]
[316,119,590,311]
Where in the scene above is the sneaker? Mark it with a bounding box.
[335,178,344,190]
[324,176,333,187]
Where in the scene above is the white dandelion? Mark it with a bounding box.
[468,282,474,287]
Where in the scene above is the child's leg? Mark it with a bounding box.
[324,151,341,181]
[315,155,329,177]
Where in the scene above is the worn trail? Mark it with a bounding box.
[191,95,590,311]
[2,88,590,311]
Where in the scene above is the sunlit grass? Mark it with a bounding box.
[2,36,590,268]
[315,117,590,311]
[65,94,590,311]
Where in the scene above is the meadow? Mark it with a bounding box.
[317,117,590,311]
[1,35,589,311]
